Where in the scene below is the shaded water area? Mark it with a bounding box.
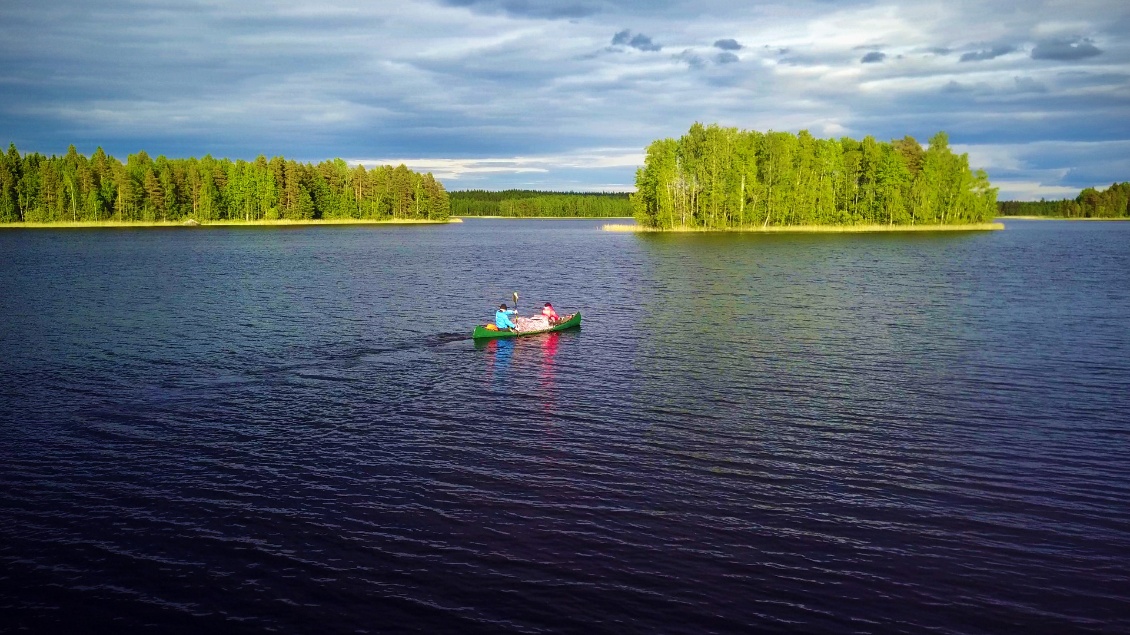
[1,219,1128,634]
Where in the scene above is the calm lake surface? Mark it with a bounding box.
[1,219,1128,634]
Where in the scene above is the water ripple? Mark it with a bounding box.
[1,220,1128,633]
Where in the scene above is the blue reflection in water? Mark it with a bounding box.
[477,336,516,391]
[491,338,514,379]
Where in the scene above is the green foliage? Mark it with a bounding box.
[0,145,450,223]
[632,124,999,229]
[998,182,1130,218]
[450,190,631,217]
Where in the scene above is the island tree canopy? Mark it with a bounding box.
[631,124,997,229]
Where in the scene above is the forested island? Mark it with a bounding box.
[631,124,998,231]
[450,190,631,217]
[998,182,1130,218]
[0,144,450,225]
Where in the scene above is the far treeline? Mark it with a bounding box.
[0,143,450,224]
[632,124,997,230]
[450,190,632,217]
[998,182,1130,218]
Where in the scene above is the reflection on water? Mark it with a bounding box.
[477,332,566,412]
[481,337,514,384]
[539,333,560,414]
[633,230,1000,419]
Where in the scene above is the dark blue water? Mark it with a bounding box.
[1,219,1128,634]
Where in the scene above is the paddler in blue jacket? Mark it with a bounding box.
[495,303,518,331]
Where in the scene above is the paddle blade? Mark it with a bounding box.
[512,291,518,304]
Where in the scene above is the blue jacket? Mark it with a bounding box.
[495,308,517,329]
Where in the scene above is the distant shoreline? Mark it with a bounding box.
[995,215,1130,221]
[602,222,1005,233]
[0,218,459,229]
[455,216,633,220]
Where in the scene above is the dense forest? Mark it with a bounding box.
[998,182,1130,218]
[632,124,998,229]
[0,144,450,223]
[450,190,631,217]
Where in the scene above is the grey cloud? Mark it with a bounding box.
[1013,77,1047,93]
[611,29,662,51]
[1031,38,1102,61]
[777,52,822,66]
[629,33,662,51]
[716,52,739,64]
[439,0,601,19]
[714,38,742,51]
[940,80,1009,96]
[860,51,886,64]
[960,45,1015,62]
[440,0,702,20]
[676,49,706,68]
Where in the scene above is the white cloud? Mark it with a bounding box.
[953,143,1027,172]
[954,140,1130,199]
[994,180,1080,201]
[350,148,645,182]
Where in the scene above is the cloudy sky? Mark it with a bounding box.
[1,0,1127,199]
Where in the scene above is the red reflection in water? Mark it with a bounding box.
[539,333,559,414]
[479,334,559,415]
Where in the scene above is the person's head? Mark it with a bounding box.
[544,302,552,308]
[499,303,507,310]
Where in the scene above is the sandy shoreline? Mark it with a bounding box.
[0,218,458,229]
[455,216,632,220]
[995,215,1129,221]
[602,222,1005,233]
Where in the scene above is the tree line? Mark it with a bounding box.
[631,124,998,229]
[997,182,1130,218]
[450,190,631,217]
[0,144,450,223]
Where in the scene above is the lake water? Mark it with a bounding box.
[1,219,1127,634]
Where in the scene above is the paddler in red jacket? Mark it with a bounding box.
[541,302,559,325]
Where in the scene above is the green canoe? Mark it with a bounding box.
[472,311,582,339]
